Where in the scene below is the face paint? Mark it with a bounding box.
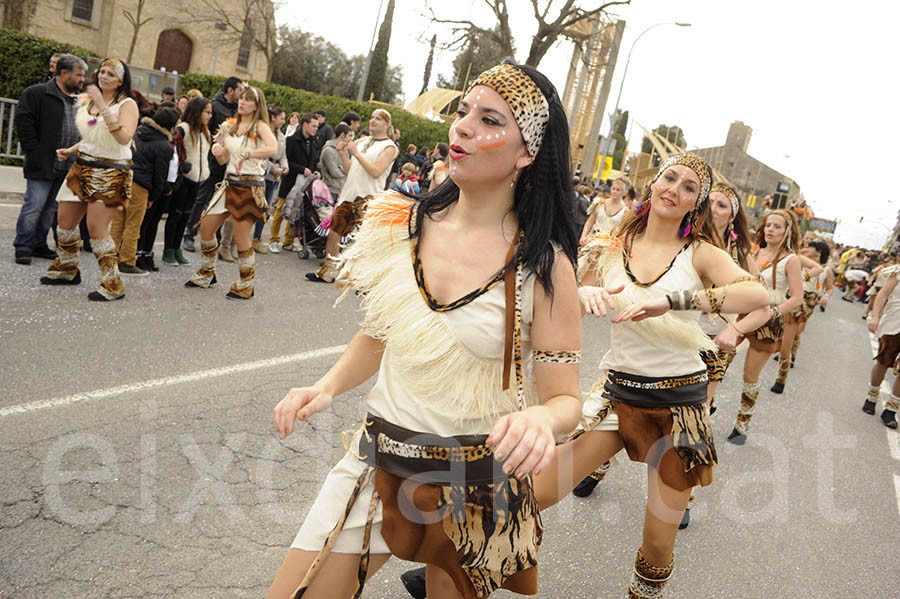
[478,140,507,150]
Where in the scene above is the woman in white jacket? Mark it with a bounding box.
[163,98,212,265]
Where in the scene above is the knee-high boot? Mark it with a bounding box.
[790,335,801,362]
[772,354,791,392]
[627,547,673,598]
[733,381,760,436]
[227,248,255,299]
[187,239,218,288]
[89,236,124,301]
[314,253,339,283]
[41,226,81,284]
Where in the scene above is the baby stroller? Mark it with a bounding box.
[282,175,327,260]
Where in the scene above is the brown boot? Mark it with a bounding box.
[226,248,255,299]
[89,236,125,301]
[187,239,218,288]
[41,226,81,285]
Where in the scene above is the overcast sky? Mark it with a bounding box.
[280,0,897,248]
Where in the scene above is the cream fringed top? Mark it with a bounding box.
[75,95,135,160]
[876,266,900,338]
[580,235,716,378]
[588,199,625,237]
[759,254,796,305]
[336,193,539,437]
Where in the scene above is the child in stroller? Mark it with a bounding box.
[281,175,330,260]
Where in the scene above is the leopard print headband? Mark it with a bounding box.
[466,64,550,158]
[711,183,740,216]
[101,58,125,82]
[653,153,712,206]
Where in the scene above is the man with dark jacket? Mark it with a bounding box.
[268,113,320,253]
[313,109,334,147]
[109,107,177,275]
[183,76,242,251]
[13,54,86,264]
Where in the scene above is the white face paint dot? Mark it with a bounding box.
[502,130,507,136]
[477,135,482,140]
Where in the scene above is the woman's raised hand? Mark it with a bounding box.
[486,406,556,480]
[611,296,670,323]
[273,387,334,440]
[578,283,624,317]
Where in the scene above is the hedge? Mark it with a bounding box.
[0,27,96,101]
[181,73,451,153]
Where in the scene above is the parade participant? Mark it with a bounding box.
[579,176,628,245]
[726,209,803,442]
[306,109,398,283]
[163,97,212,265]
[267,62,582,599]
[863,263,900,428]
[536,154,769,599]
[783,240,833,367]
[184,86,276,299]
[770,231,824,393]
[252,105,288,254]
[40,58,138,301]
[268,113,319,253]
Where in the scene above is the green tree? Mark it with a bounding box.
[420,35,436,96]
[364,0,395,102]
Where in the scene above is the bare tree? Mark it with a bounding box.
[123,0,152,64]
[185,0,280,80]
[425,0,631,67]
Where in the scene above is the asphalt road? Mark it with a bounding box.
[2,204,899,598]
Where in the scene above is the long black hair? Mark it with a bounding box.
[410,62,578,299]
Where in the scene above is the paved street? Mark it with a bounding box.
[1,202,899,598]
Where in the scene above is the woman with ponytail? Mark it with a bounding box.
[268,62,582,599]
[534,155,769,598]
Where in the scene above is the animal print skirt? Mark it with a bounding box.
[290,414,542,599]
[63,153,133,208]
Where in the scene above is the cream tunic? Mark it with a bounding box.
[292,195,539,554]
[336,137,396,205]
[588,200,625,236]
[75,96,134,160]
[876,267,900,337]
[760,254,796,305]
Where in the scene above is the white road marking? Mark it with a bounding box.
[0,202,24,208]
[0,345,346,418]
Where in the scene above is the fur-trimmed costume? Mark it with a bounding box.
[290,193,575,599]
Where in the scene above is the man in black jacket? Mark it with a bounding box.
[13,54,86,264]
[183,76,242,252]
[268,113,320,253]
[109,107,178,275]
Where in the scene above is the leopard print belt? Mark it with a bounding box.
[358,414,505,486]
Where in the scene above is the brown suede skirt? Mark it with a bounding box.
[225,177,266,222]
[331,196,370,236]
[746,308,785,353]
[291,415,542,599]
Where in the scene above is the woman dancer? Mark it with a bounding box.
[538,154,769,598]
[726,209,803,443]
[782,240,833,366]
[163,97,212,266]
[40,58,138,301]
[184,86,276,299]
[863,262,900,428]
[579,176,629,245]
[267,63,582,599]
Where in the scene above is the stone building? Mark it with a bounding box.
[692,121,800,212]
[11,0,270,83]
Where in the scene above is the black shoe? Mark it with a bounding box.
[182,237,196,252]
[31,246,57,260]
[82,242,93,253]
[572,475,601,498]
[727,428,747,445]
[305,272,329,283]
[88,290,124,301]
[400,567,427,599]
[791,357,795,369]
[881,409,898,429]
[678,507,690,530]
[225,290,254,300]
[40,272,82,285]
[819,305,826,312]
[14,251,32,265]
[136,255,159,272]
[862,399,877,415]
[772,354,779,362]
[119,262,149,276]
[709,404,717,416]
[771,382,785,394]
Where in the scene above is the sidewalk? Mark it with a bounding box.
[0,164,26,203]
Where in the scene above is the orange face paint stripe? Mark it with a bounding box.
[479,141,506,150]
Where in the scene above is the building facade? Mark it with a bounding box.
[20,0,269,83]
[692,121,801,214]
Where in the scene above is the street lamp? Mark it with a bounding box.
[596,22,691,182]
